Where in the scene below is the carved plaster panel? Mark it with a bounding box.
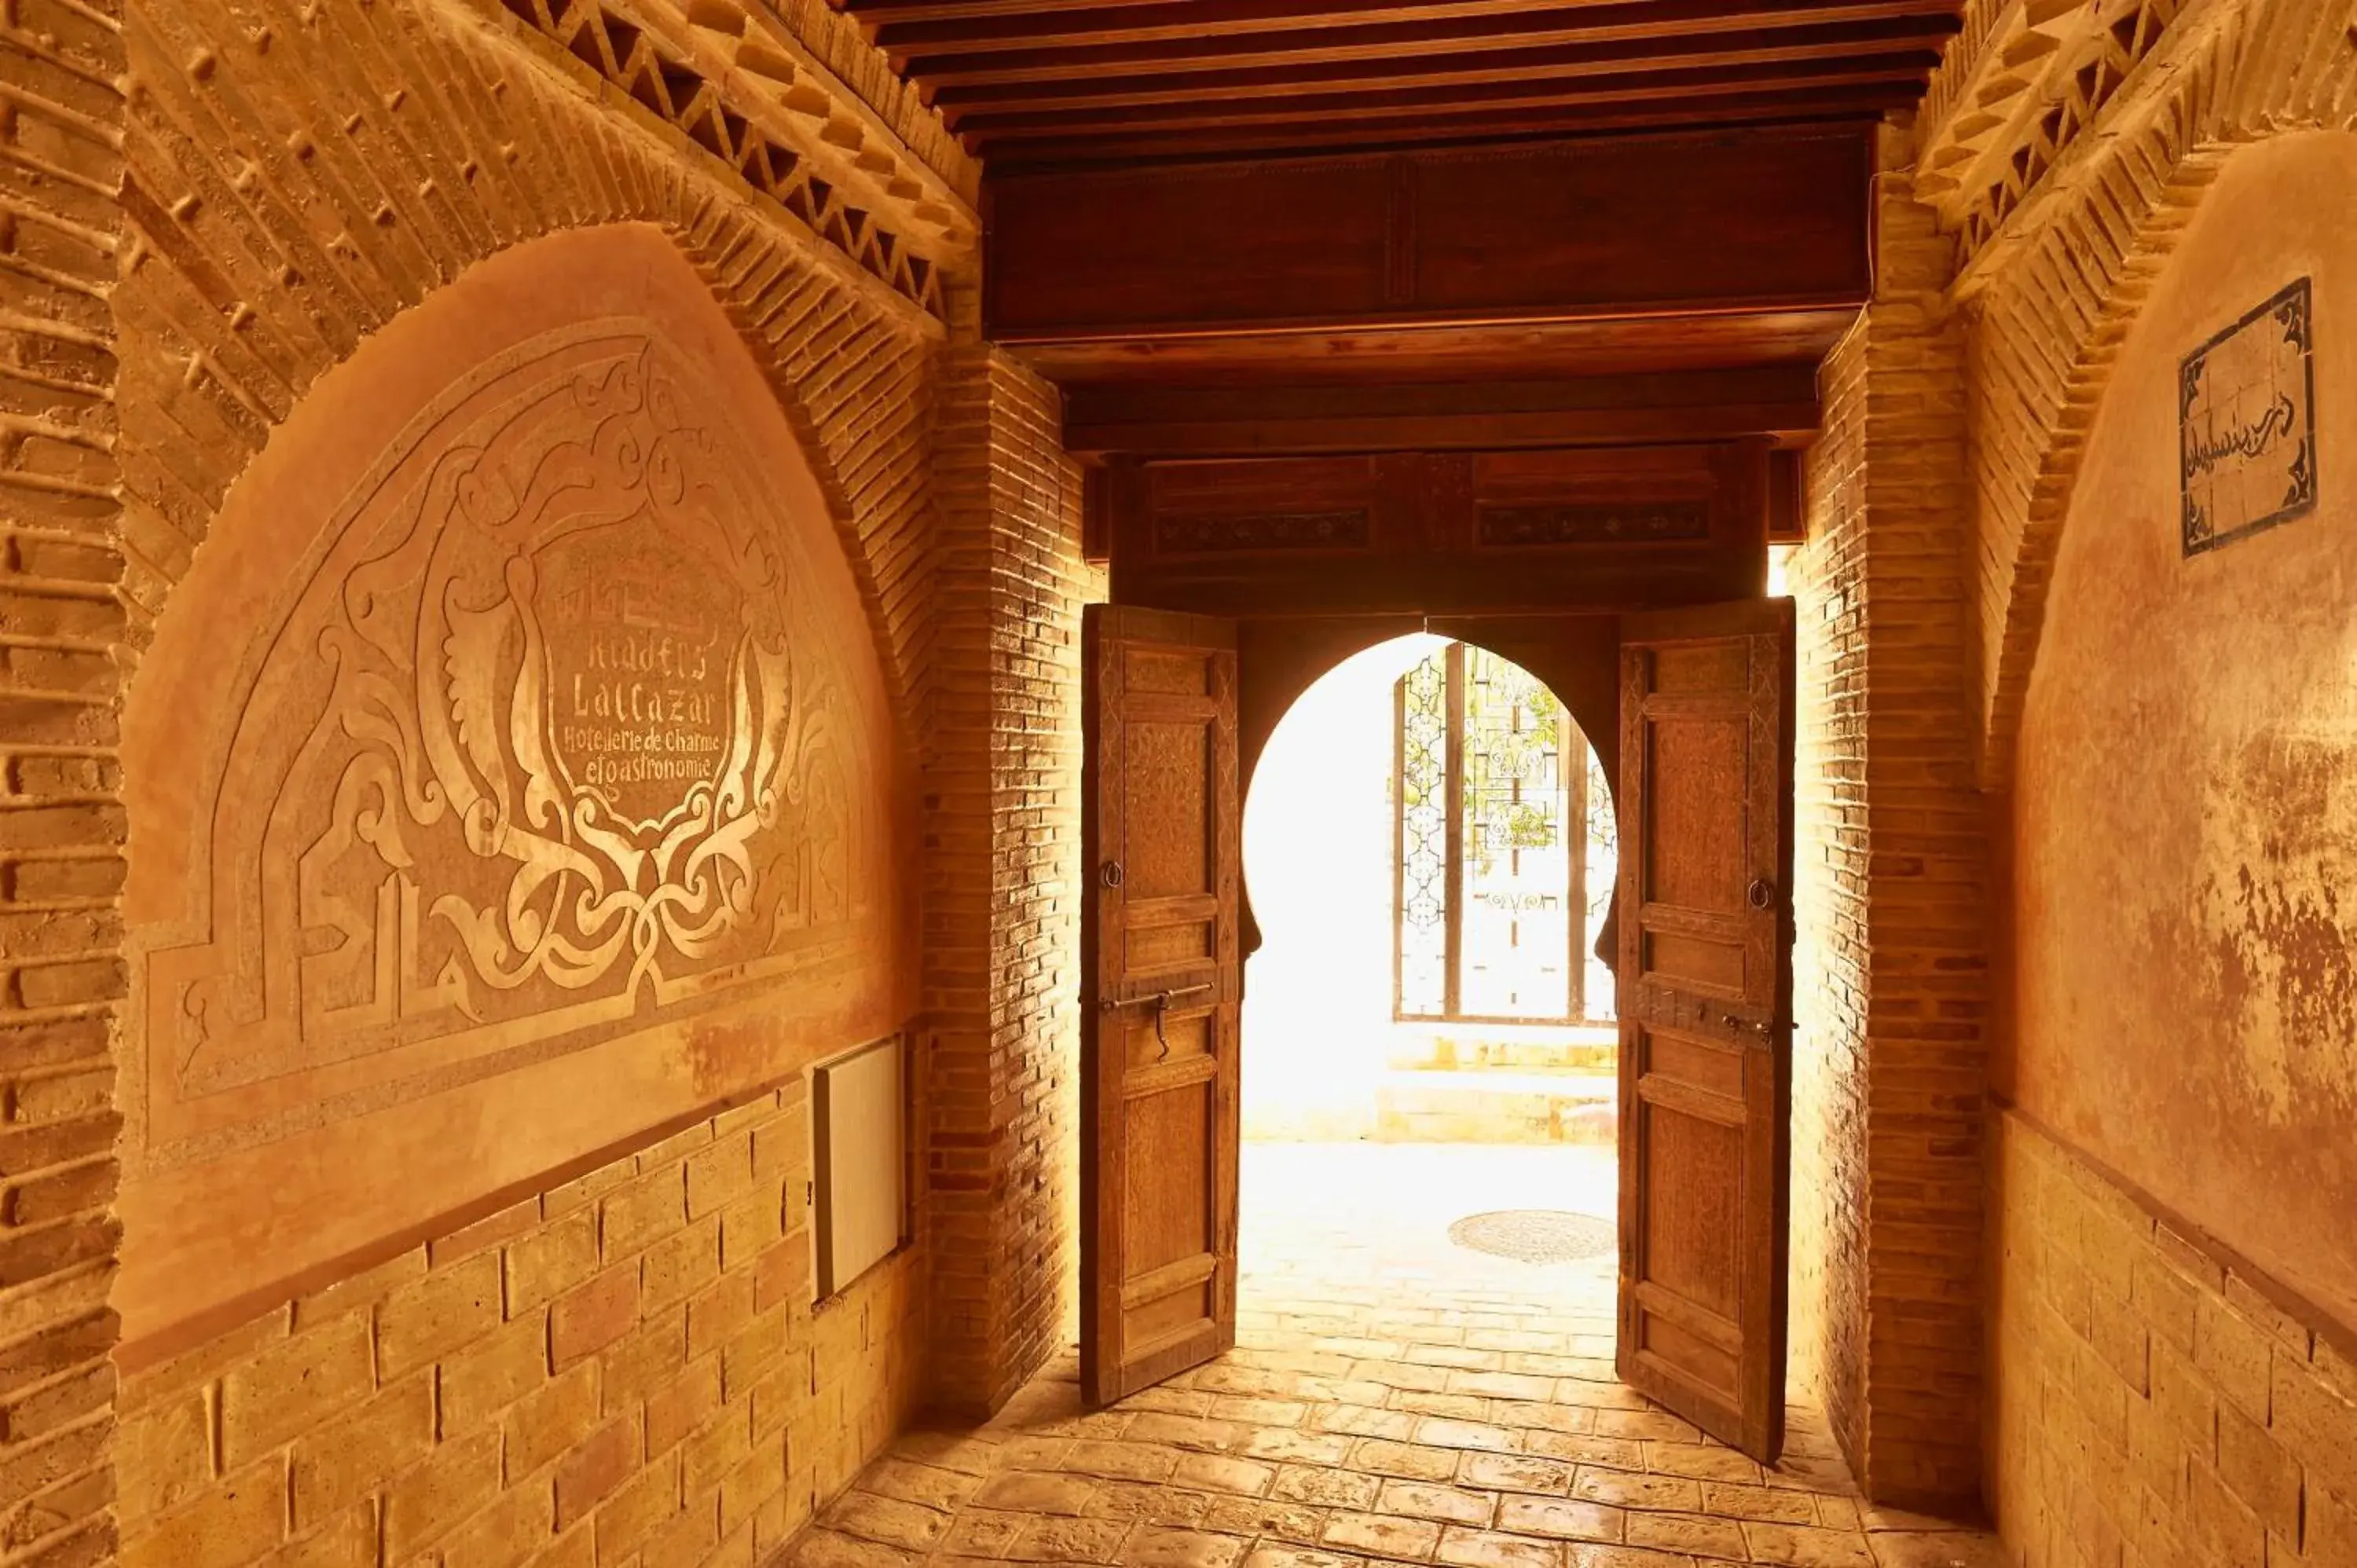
[120,227,911,1344]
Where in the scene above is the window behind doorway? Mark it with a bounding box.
[1393,643,1617,1026]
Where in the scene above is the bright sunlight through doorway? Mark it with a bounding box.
[1241,634,1618,1152]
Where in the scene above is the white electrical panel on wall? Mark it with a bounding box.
[809,1036,907,1302]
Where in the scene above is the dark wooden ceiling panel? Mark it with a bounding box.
[834,2,1914,425]
[1404,131,1872,313]
[1106,442,1770,615]
[985,126,1871,343]
[984,158,1399,328]
[829,0,1960,167]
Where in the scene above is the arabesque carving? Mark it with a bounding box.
[137,320,886,1163]
[1152,510,1372,555]
[1478,502,1711,547]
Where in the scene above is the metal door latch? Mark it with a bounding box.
[1102,983,1215,1060]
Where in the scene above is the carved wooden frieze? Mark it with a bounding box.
[1113,443,1765,615]
[1153,510,1373,555]
[1478,502,1712,548]
[2181,277,2317,555]
[119,229,907,1341]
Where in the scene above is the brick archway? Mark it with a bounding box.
[113,0,944,727]
[1965,0,2357,783]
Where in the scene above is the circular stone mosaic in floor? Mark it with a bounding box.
[1446,1208,1616,1263]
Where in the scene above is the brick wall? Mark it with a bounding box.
[1791,295,1873,1492]
[922,335,1091,1418]
[112,1083,925,1568]
[0,0,993,1552]
[0,0,132,1562]
[1789,153,1989,1514]
[1990,1110,2357,1568]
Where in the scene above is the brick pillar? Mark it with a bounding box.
[0,0,130,1561]
[922,320,1091,1418]
[1790,144,1989,1513]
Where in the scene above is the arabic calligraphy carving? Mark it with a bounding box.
[2181,277,2317,555]
[136,321,888,1158]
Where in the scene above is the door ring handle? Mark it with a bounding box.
[1102,859,1125,889]
[1747,877,1774,910]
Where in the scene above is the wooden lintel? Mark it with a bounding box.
[983,125,1874,355]
[1062,368,1823,456]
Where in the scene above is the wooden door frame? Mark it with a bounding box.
[1076,595,1799,1423]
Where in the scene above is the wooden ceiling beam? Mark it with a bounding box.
[926,19,1956,115]
[900,0,1961,82]
[984,123,1875,349]
[951,53,1939,137]
[1014,310,1864,386]
[843,0,1950,188]
[980,90,1907,166]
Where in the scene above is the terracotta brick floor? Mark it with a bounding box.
[786,1144,2000,1568]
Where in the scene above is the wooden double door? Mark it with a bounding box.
[1080,599,1795,1462]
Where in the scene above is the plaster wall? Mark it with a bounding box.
[101,220,934,1568]
[2009,131,2357,1330]
[118,225,917,1357]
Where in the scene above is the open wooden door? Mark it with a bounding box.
[1615,598,1795,1463]
[1080,605,1242,1408]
